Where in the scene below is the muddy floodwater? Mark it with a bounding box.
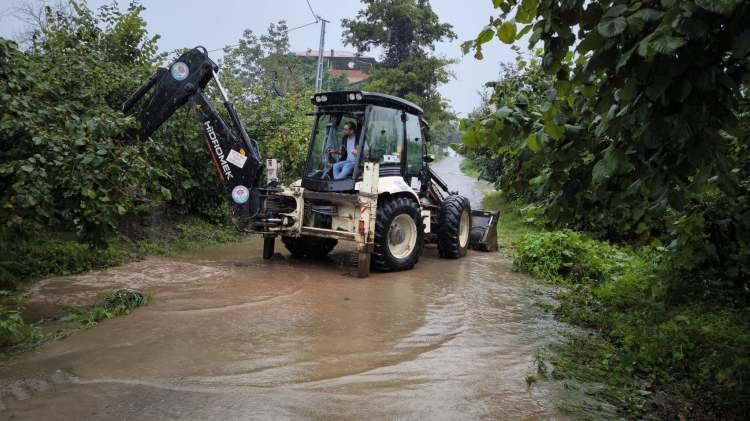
[1,157,567,420]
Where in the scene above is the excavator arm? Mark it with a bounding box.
[120,47,264,228]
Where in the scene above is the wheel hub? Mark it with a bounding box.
[388,214,417,259]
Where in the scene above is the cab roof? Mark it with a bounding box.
[311,91,424,116]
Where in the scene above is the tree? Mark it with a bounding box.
[461,2,750,415]
[223,21,347,96]
[220,23,321,180]
[461,0,750,277]
[342,0,457,120]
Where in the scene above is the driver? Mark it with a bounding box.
[330,122,359,180]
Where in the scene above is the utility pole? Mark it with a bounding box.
[314,17,329,92]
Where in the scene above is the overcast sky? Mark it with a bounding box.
[0,0,517,116]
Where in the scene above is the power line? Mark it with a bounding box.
[305,0,319,21]
[287,20,319,33]
[164,19,320,57]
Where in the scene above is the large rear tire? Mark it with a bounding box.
[372,196,424,272]
[281,235,338,258]
[438,195,471,259]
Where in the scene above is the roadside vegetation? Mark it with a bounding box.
[1,289,149,358]
[461,0,750,418]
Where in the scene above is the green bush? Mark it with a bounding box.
[0,217,240,289]
[516,229,750,418]
[515,229,635,284]
[0,291,45,354]
[0,223,125,289]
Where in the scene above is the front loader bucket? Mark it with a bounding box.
[469,210,500,252]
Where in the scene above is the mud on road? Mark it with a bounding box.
[1,157,565,420]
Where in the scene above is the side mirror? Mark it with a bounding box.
[423,154,435,163]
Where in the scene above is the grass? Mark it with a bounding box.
[459,157,481,179]
[1,289,150,358]
[480,191,540,252]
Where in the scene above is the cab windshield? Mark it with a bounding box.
[306,112,362,180]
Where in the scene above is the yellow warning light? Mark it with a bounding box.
[239,148,246,156]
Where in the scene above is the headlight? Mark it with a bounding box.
[355,93,363,100]
[348,93,356,101]
[315,96,322,103]
[321,95,328,102]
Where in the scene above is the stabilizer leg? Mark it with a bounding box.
[263,236,275,259]
[357,252,370,278]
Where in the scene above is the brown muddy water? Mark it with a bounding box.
[0,157,569,420]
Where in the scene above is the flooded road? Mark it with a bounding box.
[0,157,564,420]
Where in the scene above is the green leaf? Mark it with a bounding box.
[498,22,517,44]
[516,24,533,40]
[160,186,172,201]
[477,26,495,44]
[495,106,513,119]
[597,17,627,38]
[640,35,686,57]
[544,121,565,140]
[629,8,664,22]
[694,0,737,14]
[577,31,605,53]
[580,84,597,98]
[592,148,625,184]
[81,186,96,199]
[516,0,538,24]
[462,130,478,148]
[555,80,572,98]
[602,4,628,18]
[20,165,34,173]
[526,132,542,152]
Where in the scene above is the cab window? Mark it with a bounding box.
[405,113,423,177]
[306,113,360,179]
[364,106,403,165]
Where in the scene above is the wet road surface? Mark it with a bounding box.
[0,157,564,420]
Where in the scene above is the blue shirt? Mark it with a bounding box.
[345,135,357,162]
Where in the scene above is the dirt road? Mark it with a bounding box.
[0,157,564,420]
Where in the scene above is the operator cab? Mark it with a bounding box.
[303,91,427,192]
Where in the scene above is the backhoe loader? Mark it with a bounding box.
[122,47,499,277]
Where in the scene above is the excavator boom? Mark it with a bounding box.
[120,47,263,227]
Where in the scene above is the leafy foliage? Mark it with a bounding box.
[460,0,750,302]
[220,21,321,181]
[461,0,750,417]
[0,2,323,276]
[516,229,750,418]
[66,288,149,327]
[222,21,348,96]
[0,2,228,244]
[0,291,45,354]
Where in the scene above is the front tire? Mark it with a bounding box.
[281,235,338,258]
[438,195,471,259]
[372,196,424,272]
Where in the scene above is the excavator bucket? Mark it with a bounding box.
[469,210,500,252]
